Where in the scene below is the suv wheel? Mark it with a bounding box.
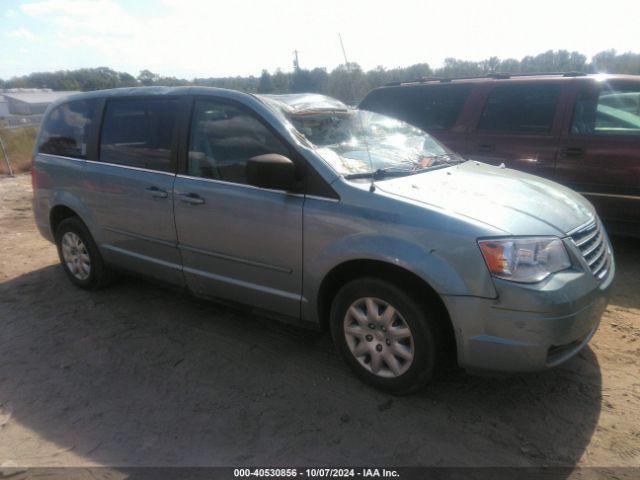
[330,277,445,395]
[55,217,115,290]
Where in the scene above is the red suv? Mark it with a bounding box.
[360,73,640,235]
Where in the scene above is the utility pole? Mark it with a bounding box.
[293,50,300,72]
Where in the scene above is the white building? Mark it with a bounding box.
[1,89,80,116]
[0,97,8,118]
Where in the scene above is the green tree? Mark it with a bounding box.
[499,58,521,73]
[155,76,190,86]
[401,63,433,81]
[328,63,369,104]
[2,48,640,94]
[365,65,393,89]
[138,69,159,86]
[290,69,315,93]
[118,72,138,87]
[308,67,329,93]
[258,70,274,93]
[591,50,640,74]
[435,58,485,77]
[480,56,501,73]
[271,69,290,93]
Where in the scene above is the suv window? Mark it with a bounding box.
[478,84,560,134]
[360,84,471,131]
[571,82,640,136]
[99,98,179,172]
[38,99,97,158]
[188,99,290,184]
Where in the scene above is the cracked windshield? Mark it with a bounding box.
[262,94,464,178]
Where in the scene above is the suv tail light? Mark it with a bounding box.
[31,163,51,189]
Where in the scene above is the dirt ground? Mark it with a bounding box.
[0,173,639,470]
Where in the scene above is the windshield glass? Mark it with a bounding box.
[259,94,464,178]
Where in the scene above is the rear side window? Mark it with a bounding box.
[360,84,471,131]
[99,98,179,172]
[571,82,640,136]
[187,99,290,185]
[478,84,560,134]
[38,99,97,158]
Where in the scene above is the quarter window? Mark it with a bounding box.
[571,83,640,136]
[188,99,290,184]
[38,99,97,158]
[99,98,179,172]
[478,84,560,134]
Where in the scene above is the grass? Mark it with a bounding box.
[0,125,38,175]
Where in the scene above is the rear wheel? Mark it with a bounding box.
[330,278,446,394]
[55,217,115,290]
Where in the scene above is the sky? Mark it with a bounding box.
[1,0,639,80]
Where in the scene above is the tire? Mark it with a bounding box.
[55,217,115,290]
[330,277,446,395]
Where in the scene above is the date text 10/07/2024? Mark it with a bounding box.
[233,468,400,478]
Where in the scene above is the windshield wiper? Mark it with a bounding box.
[344,166,418,180]
[344,159,457,180]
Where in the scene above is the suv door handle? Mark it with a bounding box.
[145,186,168,199]
[478,143,494,152]
[179,192,205,205]
[561,147,584,158]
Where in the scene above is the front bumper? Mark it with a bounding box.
[442,252,614,372]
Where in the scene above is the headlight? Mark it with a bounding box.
[478,237,571,283]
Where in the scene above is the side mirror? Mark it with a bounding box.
[246,154,297,190]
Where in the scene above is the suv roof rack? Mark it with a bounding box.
[383,71,588,87]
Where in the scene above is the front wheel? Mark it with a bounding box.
[330,278,446,395]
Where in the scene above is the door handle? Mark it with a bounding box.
[179,192,205,205]
[561,147,585,158]
[145,186,168,199]
[478,143,494,152]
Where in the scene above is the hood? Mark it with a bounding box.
[375,161,595,236]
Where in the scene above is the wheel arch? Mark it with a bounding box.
[48,189,99,242]
[316,259,456,360]
[50,204,83,238]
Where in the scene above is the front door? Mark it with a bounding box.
[555,80,640,228]
[173,98,303,317]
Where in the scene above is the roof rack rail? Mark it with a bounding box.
[384,77,444,86]
[486,73,511,79]
[383,71,590,87]
[503,71,588,78]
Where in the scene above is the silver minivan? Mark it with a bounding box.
[32,87,614,394]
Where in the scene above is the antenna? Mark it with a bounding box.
[338,34,349,65]
[337,33,376,192]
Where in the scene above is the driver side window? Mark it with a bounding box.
[188,99,290,184]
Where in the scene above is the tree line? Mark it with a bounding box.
[2,49,639,104]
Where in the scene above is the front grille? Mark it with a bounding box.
[570,221,611,280]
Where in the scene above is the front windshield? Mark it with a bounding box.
[261,96,463,178]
